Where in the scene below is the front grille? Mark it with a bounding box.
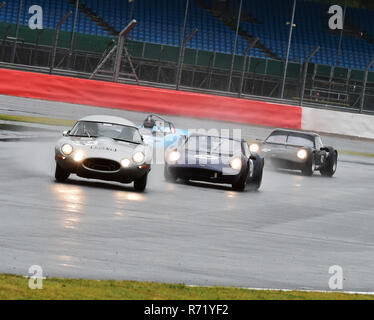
[83,158,120,172]
[185,168,222,179]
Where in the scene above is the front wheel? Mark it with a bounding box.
[55,163,70,182]
[232,177,246,191]
[320,148,338,177]
[247,155,264,191]
[134,173,148,192]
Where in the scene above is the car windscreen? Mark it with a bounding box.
[265,133,288,144]
[287,135,314,148]
[185,136,242,156]
[69,121,142,144]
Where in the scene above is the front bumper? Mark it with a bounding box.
[167,163,244,184]
[268,158,307,170]
[56,155,150,183]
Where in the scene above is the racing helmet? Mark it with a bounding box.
[143,116,155,129]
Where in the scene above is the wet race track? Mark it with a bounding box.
[1,95,374,292]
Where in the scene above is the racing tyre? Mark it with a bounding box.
[55,163,70,182]
[232,175,246,191]
[164,166,177,183]
[320,147,338,177]
[134,173,148,192]
[247,156,264,191]
[301,153,315,176]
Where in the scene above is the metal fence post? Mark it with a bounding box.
[11,0,22,63]
[360,59,374,113]
[90,40,117,79]
[176,0,190,86]
[68,0,80,68]
[0,1,6,62]
[176,28,198,90]
[335,0,347,66]
[227,0,243,91]
[113,19,137,82]
[129,0,136,22]
[50,11,72,74]
[280,0,297,99]
[300,46,320,106]
[239,38,258,98]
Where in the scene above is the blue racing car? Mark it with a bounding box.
[139,114,188,149]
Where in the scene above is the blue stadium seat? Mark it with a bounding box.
[1,0,373,68]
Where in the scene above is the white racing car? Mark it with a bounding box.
[54,115,152,192]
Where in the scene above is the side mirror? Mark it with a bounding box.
[62,130,70,137]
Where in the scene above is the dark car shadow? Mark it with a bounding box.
[53,177,139,192]
[173,179,259,192]
[181,180,233,191]
[266,167,333,178]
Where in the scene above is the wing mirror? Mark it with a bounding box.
[62,130,70,137]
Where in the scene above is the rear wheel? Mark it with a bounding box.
[55,163,70,182]
[134,173,148,192]
[164,166,177,183]
[320,148,338,177]
[301,153,315,176]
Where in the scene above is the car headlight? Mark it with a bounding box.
[73,151,84,162]
[297,149,308,160]
[121,158,131,168]
[250,143,260,153]
[167,150,181,163]
[61,144,73,156]
[230,157,242,170]
[132,152,145,164]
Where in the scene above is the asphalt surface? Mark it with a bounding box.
[1,94,374,292]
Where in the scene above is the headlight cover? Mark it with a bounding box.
[132,151,145,164]
[230,157,242,170]
[249,143,260,153]
[121,158,131,168]
[61,144,73,156]
[73,151,84,162]
[297,149,308,160]
[167,150,181,163]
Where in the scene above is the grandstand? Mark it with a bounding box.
[1,0,374,69]
[0,0,374,109]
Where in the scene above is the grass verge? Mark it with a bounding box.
[0,114,75,127]
[0,274,373,300]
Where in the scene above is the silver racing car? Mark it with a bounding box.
[250,129,338,177]
[54,115,152,192]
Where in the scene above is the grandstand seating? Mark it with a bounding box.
[0,0,373,70]
[232,0,374,70]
